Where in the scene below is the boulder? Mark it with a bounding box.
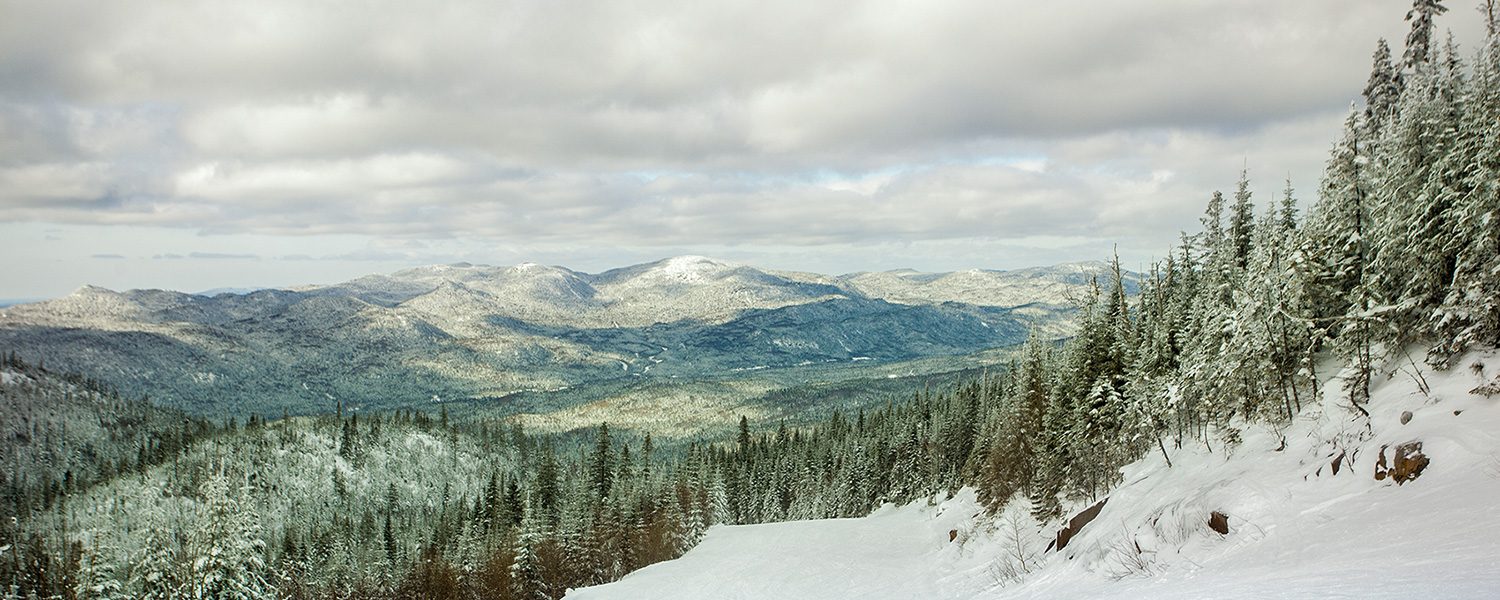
[1390,441,1429,484]
[1052,497,1108,552]
[1374,441,1430,484]
[1208,511,1229,535]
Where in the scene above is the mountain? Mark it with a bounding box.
[0,257,1131,418]
[841,261,1139,308]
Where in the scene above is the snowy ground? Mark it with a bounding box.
[568,348,1500,599]
[569,491,991,600]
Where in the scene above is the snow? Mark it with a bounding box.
[567,490,992,600]
[568,348,1500,599]
[660,255,724,275]
[0,370,32,386]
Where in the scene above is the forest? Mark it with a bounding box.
[3,1,1499,598]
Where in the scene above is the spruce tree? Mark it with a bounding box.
[1365,38,1402,132]
[589,423,615,502]
[1402,0,1450,80]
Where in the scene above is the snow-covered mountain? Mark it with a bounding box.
[841,261,1139,308]
[0,257,1127,416]
[569,348,1500,599]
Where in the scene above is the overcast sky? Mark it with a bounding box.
[0,0,1488,297]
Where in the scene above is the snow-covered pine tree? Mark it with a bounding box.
[184,473,268,600]
[1180,190,1241,441]
[1436,19,1500,357]
[1366,38,1402,133]
[1301,108,1376,405]
[589,423,614,502]
[1228,170,1257,271]
[1402,0,1450,85]
[1368,35,1466,350]
[509,521,546,600]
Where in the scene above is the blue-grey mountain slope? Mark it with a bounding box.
[0,257,1133,418]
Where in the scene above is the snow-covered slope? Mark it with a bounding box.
[569,348,1500,599]
[841,261,1138,309]
[588,256,849,326]
[568,490,992,600]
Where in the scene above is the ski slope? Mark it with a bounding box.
[568,348,1500,599]
[568,490,991,600]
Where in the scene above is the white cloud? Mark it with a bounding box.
[0,0,1489,296]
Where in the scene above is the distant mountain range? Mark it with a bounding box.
[0,257,1136,417]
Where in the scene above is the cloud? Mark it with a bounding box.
[0,0,1488,281]
[188,252,259,260]
[151,252,259,260]
[90,253,125,259]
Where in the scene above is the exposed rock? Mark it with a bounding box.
[1391,442,1430,484]
[948,529,958,543]
[1374,441,1430,484]
[1208,511,1230,535]
[1331,451,1346,476]
[1374,447,1388,481]
[1051,497,1108,552]
[1400,411,1413,425]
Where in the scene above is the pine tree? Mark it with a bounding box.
[1369,43,1465,348]
[1402,0,1450,81]
[184,473,268,599]
[135,519,186,597]
[1439,18,1500,353]
[1305,108,1376,405]
[383,513,399,567]
[1229,170,1257,271]
[589,423,615,502]
[1365,38,1402,132]
[533,445,561,530]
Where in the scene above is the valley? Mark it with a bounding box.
[0,257,1123,430]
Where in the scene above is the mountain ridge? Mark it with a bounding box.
[0,257,1136,418]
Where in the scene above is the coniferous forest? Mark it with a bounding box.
[4,2,1500,598]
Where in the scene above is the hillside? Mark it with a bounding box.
[0,259,1117,418]
[569,348,1500,599]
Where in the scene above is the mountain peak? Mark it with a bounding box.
[658,255,728,272]
[74,284,117,295]
[601,255,737,286]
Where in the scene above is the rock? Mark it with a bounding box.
[1331,451,1345,476]
[1374,446,1389,481]
[1208,511,1229,535]
[1376,441,1429,484]
[948,529,958,543]
[1390,441,1429,484]
[1052,497,1108,552]
[1400,411,1413,425]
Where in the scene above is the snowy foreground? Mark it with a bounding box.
[570,350,1500,599]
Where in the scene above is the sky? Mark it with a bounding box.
[0,0,1489,298]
